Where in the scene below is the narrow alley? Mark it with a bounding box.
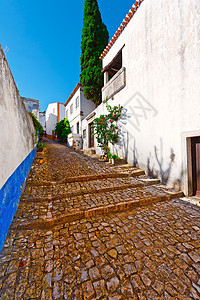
[0,139,200,299]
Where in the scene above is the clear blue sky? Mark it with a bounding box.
[0,0,135,111]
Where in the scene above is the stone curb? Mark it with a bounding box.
[11,191,182,231]
[22,179,160,202]
[26,170,145,187]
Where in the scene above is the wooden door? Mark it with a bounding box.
[89,123,94,148]
[191,137,200,195]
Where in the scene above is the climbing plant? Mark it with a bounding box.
[55,118,71,142]
[92,99,123,156]
[28,111,43,139]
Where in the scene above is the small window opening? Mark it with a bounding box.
[77,122,79,134]
[105,51,122,82]
[83,129,86,139]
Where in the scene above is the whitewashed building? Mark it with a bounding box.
[39,111,46,130]
[64,83,95,148]
[45,102,65,139]
[83,0,200,196]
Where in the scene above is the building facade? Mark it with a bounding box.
[65,83,95,148]
[101,0,200,196]
[83,0,200,196]
[39,111,46,130]
[45,102,65,139]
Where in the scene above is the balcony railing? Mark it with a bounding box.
[102,67,126,101]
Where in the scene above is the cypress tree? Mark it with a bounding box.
[80,0,109,106]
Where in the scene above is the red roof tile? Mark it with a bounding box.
[64,83,82,106]
[100,0,144,60]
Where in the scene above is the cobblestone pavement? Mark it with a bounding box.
[0,139,200,299]
[28,139,114,183]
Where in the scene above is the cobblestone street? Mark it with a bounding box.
[0,139,200,299]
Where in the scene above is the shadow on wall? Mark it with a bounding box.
[117,107,132,159]
[131,139,139,168]
[116,105,183,188]
[172,169,184,191]
[147,138,175,184]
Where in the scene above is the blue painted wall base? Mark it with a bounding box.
[0,146,37,251]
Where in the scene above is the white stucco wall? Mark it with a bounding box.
[39,111,46,130]
[65,88,82,134]
[59,103,65,121]
[45,103,57,136]
[45,102,65,136]
[0,45,36,189]
[65,86,95,136]
[100,0,200,195]
[80,90,95,121]
[82,102,105,153]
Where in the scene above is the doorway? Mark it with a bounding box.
[88,122,94,148]
[191,136,200,195]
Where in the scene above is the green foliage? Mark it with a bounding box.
[80,0,109,106]
[108,153,119,159]
[37,142,46,152]
[92,99,123,156]
[28,111,43,139]
[55,118,71,142]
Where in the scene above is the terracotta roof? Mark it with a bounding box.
[100,0,144,60]
[64,83,83,106]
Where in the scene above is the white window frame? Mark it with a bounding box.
[70,104,73,114]
[75,97,79,109]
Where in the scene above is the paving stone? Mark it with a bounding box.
[121,279,134,297]
[123,263,137,276]
[106,276,120,293]
[93,279,107,299]
[89,266,101,281]
[82,280,95,299]
[101,265,115,280]
[0,138,200,299]
[108,249,118,259]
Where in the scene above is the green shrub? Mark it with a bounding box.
[55,118,71,142]
[92,99,123,156]
[108,152,119,159]
[37,142,46,152]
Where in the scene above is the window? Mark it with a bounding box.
[70,104,73,114]
[66,110,68,118]
[75,97,79,109]
[77,122,79,134]
[83,129,86,139]
[102,47,123,83]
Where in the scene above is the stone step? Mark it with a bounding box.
[26,169,145,186]
[107,158,127,166]
[180,196,200,207]
[22,177,161,202]
[11,185,183,230]
[83,148,96,155]
[111,164,135,169]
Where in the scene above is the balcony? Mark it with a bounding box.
[102,67,126,101]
